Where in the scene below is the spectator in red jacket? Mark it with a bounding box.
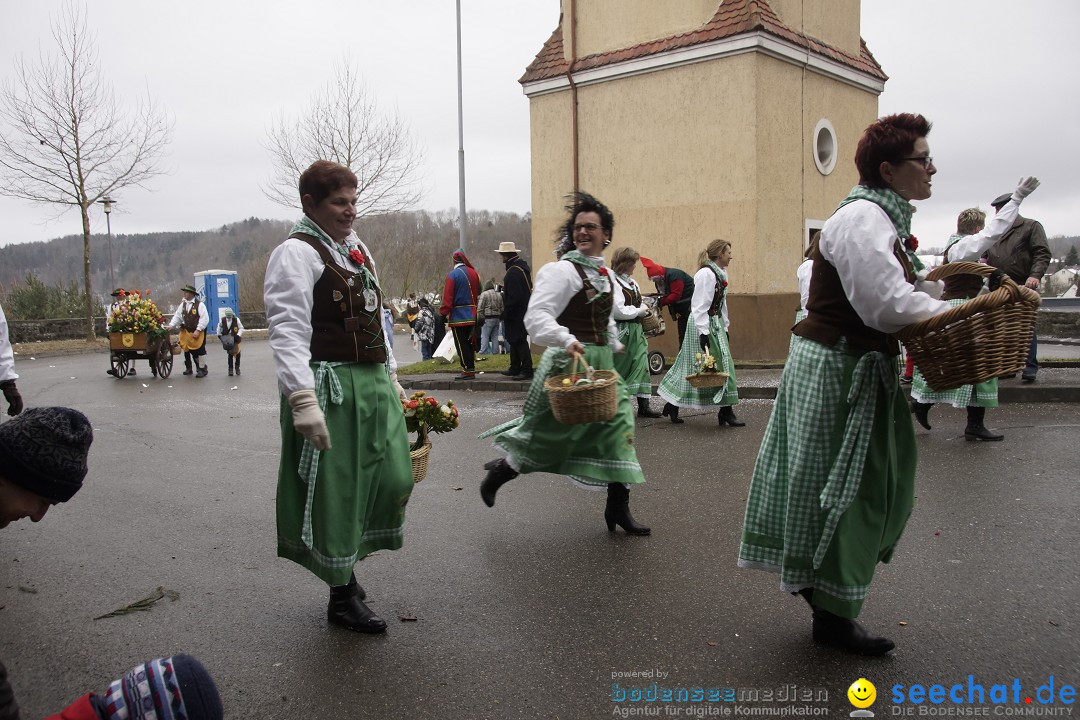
[640,256,695,342]
[439,248,481,379]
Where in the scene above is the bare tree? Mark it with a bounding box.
[263,59,425,217]
[0,3,172,339]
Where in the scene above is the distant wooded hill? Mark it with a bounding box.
[0,209,532,313]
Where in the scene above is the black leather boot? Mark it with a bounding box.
[911,400,932,430]
[661,402,684,424]
[604,483,651,535]
[480,458,519,507]
[327,574,384,633]
[965,406,1004,441]
[637,397,661,418]
[717,406,745,427]
[812,606,894,655]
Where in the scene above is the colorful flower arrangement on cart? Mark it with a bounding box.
[106,290,168,339]
[402,391,460,451]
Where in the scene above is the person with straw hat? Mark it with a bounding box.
[497,241,534,379]
[167,284,209,378]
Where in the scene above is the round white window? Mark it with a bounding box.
[813,119,837,175]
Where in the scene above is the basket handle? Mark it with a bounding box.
[567,351,595,382]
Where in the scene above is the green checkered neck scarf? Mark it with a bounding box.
[837,185,923,271]
[291,215,380,293]
[705,260,727,300]
[943,233,964,261]
[561,250,611,303]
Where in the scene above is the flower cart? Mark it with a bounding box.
[107,290,176,379]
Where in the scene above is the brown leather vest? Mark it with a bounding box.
[618,276,642,322]
[941,240,983,300]
[557,263,612,345]
[707,270,725,317]
[293,234,387,364]
[181,300,201,332]
[793,239,915,356]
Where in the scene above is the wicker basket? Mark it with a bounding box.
[894,262,1040,391]
[544,353,619,425]
[640,309,662,335]
[410,440,432,484]
[686,371,730,388]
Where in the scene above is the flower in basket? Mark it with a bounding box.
[693,351,718,372]
[402,391,460,450]
[107,290,168,339]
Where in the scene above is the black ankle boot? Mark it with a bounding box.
[965,406,1004,441]
[604,483,651,535]
[637,397,661,418]
[661,402,684,424]
[911,400,932,430]
[480,458,519,507]
[717,406,745,427]
[328,575,384,633]
[812,607,894,655]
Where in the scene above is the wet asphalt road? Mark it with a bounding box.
[1,340,1078,719]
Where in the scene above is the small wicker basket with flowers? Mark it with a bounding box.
[402,391,460,483]
[685,349,729,388]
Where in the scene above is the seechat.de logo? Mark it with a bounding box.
[849,678,877,718]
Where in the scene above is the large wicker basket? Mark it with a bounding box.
[410,440,432,484]
[894,262,1040,391]
[686,371,730,388]
[544,353,619,425]
[640,309,663,336]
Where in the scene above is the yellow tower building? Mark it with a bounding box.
[520,0,886,359]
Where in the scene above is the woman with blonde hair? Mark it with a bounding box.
[609,246,660,418]
[656,239,743,426]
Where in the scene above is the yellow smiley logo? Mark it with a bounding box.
[848,678,876,708]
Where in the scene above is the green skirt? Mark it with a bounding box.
[657,313,739,408]
[910,300,997,407]
[479,345,645,487]
[613,320,652,398]
[277,362,414,586]
[738,337,915,619]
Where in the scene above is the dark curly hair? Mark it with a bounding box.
[298,160,358,207]
[854,113,932,188]
[557,191,615,251]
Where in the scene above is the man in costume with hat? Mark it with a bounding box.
[167,284,210,378]
[497,241,534,380]
[984,190,1051,383]
[640,256,695,342]
[217,307,244,376]
[104,289,136,377]
[439,248,481,380]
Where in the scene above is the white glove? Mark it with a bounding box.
[635,306,650,318]
[390,372,407,401]
[1012,176,1040,203]
[288,389,330,451]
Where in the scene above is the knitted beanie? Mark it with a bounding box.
[0,407,92,503]
[99,654,223,720]
[639,256,665,278]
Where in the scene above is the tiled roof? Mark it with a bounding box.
[519,0,886,85]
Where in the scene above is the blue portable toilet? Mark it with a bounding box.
[193,269,239,331]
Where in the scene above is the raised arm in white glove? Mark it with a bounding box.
[1011,176,1040,203]
[288,389,331,451]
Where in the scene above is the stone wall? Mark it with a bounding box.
[6,312,268,344]
[1039,310,1080,339]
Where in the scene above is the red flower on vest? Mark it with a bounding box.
[349,248,366,266]
[905,235,919,252]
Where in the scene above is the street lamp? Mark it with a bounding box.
[98,196,116,291]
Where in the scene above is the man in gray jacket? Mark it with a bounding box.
[984,192,1051,383]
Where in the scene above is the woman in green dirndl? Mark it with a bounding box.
[737,114,957,655]
[656,239,743,427]
[264,160,412,635]
[910,179,1040,440]
[479,192,650,536]
[609,247,661,418]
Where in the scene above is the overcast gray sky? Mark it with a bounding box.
[1,0,1078,252]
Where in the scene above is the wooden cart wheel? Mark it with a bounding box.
[110,353,131,379]
[155,340,174,378]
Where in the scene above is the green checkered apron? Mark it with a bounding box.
[613,321,653,399]
[479,345,645,488]
[277,362,413,586]
[656,312,739,409]
[738,336,915,619]
[910,302,998,407]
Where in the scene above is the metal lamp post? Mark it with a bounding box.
[98,196,116,291]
